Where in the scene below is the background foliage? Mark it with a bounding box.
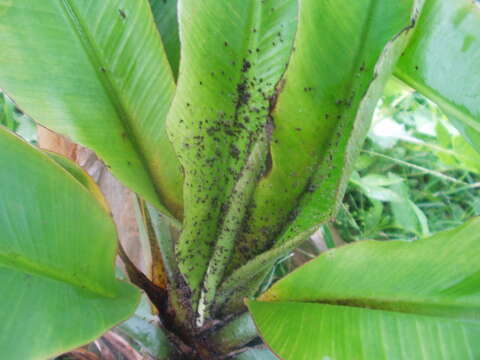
[335,79,480,244]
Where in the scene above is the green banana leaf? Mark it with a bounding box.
[262,0,424,247]
[167,0,297,313]
[395,0,480,153]
[149,0,180,80]
[217,0,424,310]
[0,0,183,218]
[248,218,480,360]
[0,126,140,359]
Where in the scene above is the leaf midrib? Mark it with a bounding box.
[0,250,114,298]
[196,2,269,320]
[271,296,479,321]
[59,0,163,205]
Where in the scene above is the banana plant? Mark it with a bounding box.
[0,0,479,359]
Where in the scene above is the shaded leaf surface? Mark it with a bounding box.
[46,151,110,212]
[233,347,278,360]
[149,0,180,79]
[116,295,171,360]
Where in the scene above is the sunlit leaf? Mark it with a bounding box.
[0,0,183,217]
[249,218,480,360]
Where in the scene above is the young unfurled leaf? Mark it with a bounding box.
[217,0,424,311]
[167,0,297,312]
[248,0,424,253]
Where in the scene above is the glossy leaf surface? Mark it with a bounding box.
[249,218,480,360]
[396,0,480,152]
[0,127,140,359]
[0,0,183,217]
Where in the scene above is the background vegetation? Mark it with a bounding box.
[337,79,480,244]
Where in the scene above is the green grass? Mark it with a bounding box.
[335,79,480,243]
